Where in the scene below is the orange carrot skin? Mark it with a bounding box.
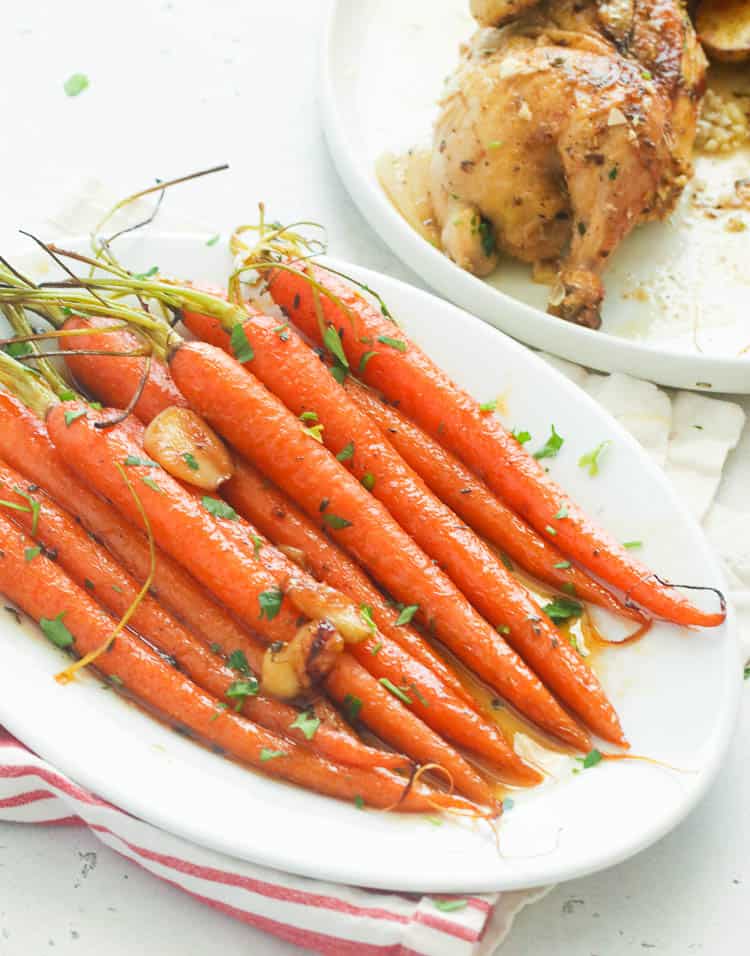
[44,403,500,800]
[172,470,529,787]
[222,458,477,709]
[324,654,501,804]
[346,379,646,625]
[169,341,591,751]
[61,315,187,424]
[46,403,303,646]
[0,391,258,663]
[0,513,466,811]
[181,311,613,745]
[268,265,723,629]
[0,461,402,772]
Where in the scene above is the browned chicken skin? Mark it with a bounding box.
[430,0,707,327]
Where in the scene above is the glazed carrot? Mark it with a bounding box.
[0,514,469,813]
[0,459,403,772]
[167,341,591,751]
[179,310,618,744]
[0,390,264,664]
[222,462,539,783]
[223,458,476,707]
[345,378,645,623]
[268,263,724,629]
[60,315,187,423]
[44,404,503,802]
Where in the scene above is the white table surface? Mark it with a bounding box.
[1,0,748,952]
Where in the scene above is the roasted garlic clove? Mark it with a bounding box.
[285,579,372,643]
[261,619,344,700]
[143,406,234,490]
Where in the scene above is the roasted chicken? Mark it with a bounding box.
[429,0,707,327]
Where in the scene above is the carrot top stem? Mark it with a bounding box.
[0,351,58,417]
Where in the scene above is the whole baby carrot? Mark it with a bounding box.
[179,309,619,744]
[267,262,724,629]
[344,378,646,623]
[167,340,591,751]
[61,315,187,423]
[0,459,404,771]
[0,511,470,812]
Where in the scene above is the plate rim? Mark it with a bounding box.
[319,0,750,394]
[0,232,742,892]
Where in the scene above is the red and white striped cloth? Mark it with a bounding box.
[0,726,547,955]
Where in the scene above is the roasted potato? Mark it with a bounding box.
[696,0,750,63]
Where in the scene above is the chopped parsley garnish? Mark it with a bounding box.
[361,472,376,491]
[343,693,362,721]
[608,165,619,181]
[354,795,366,810]
[432,899,468,913]
[553,560,571,569]
[511,428,532,445]
[478,218,495,257]
[359,604,377,633]
[206,234,220,246]
[376,335,407,352]
[228,650,250,674]
[623,540,642,550]
[578,221,587,236]
[289,710,320,741]
[64,73,89,97]
[202,497,238,520]
[577,748,603,770]
[302,423,325,443]
[132,266,159,280]
[108,674,124,687]
[299,411,318,423]
[578,440,611,476]
[745,664,750,681]
[358,351,376,374]
[64,409,87,427]
[84,579,95,591]
[395,604,418,626]
[6,341,33,358]
[554,505,569,520]
[533,425,564,460]
[230,324,254,364]
[210,642,222,654]
[479,399,497,413]
[370,641,383,656]
[323,325,349,368]
[502,797,515,812]
[141,476,164,494]
[251,535,264,556]
[24,547,41,562]
[336,441,355,462]
[226,677,260,709]
[543,597,583,623]
[330,365,348,385]
[210,702,228,721]
[59,388,76,401]
[183,452,200,472]
[40,611,74,649]
[488,140,503,149]
[379,677,412,705]
[258,587,283,621]
[124,455,158,467]
[545,525,557,536]
[497,624,510,635]
[323,513,352,530]
[260,748,286,762]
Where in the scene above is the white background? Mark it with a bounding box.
[0,0,748,952]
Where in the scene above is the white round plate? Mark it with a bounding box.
[320,0,750,393]
[0,233,741,892]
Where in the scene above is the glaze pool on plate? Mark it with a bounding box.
[320,0,750,392]
[0,233,740,892]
